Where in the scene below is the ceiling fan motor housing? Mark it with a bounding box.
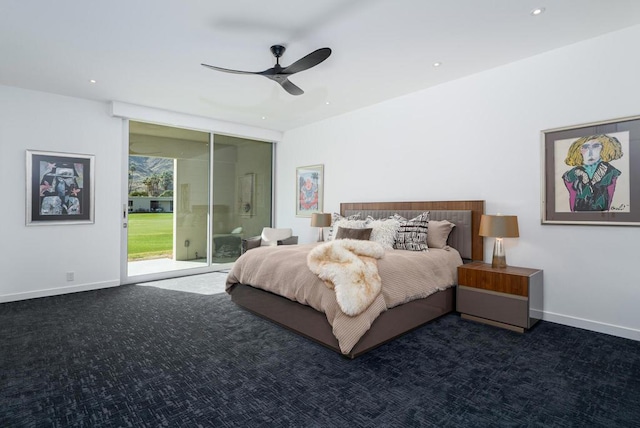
[270,45,286,59]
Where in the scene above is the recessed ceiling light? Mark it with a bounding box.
[325,101,330,105]
[433,62,442,67]
[89,79,97,84]
[261,116,266,120]
[530,7,545,16]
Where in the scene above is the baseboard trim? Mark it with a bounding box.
[0,280,120,303]
[539,310,640,341]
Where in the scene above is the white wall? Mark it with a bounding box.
[0,86,123,300]
[276,25,640,340]
[0,88,282,301]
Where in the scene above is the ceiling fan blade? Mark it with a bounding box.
[201,45,331,95]
[282,48,331,75]
[279,78,304,96]
[201,63,260,75]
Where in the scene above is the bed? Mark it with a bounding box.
[226,200,485,358]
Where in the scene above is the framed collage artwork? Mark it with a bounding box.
[26,150,95,225]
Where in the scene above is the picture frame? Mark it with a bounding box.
[238,173,255,217]
[26,150,95,225]
[541,115,640,226]
[296,164,324,217]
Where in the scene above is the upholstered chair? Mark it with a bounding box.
[242,227,298,253]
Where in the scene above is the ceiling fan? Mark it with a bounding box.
[201,45,331,96]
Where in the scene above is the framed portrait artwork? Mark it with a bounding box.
[296,164,324,217]
[541,115,640,226]
[26,150,95,225]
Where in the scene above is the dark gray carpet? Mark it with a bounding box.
[1,285,639,427]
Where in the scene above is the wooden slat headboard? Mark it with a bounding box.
[340,200,485,261]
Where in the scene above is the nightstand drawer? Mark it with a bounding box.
[458,265,537,296]
[457,286,529,328]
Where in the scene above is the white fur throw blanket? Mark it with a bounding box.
[307,239,385,316]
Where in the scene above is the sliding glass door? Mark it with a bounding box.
[122,121,273,284]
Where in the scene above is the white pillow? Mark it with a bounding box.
[260,228,292,246]
[330,218,367,240]
[365,216,400,249]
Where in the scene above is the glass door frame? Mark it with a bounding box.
[120,120,222,285]
[111,100,282,287]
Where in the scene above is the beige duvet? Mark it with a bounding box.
[226,243,462,354]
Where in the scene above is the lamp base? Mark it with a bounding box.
[317,228,325,242]
[491,254,507,269]
[491,237,507,268]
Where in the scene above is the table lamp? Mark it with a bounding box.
[479,214,519,268]
[310,213,332,242]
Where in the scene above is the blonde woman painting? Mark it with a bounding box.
[562,134,623,211]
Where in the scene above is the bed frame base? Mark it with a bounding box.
[229,200,483,359]
[230,284,454,359]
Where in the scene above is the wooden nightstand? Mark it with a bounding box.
[457,261,543,333]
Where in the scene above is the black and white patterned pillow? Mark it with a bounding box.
[327,212,362,240]
[393,212,429,251]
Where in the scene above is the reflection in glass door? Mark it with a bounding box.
[212,135,273,262]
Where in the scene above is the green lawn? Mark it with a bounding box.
[128,213,173,260]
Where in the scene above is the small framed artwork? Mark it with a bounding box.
[296,164,323,217]
[238,173,255,217]
[541,115,640,226]
[26,150,95,225]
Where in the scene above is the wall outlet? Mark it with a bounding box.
[66,271,75,281]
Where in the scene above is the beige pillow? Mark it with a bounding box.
[427,220,455,249]
[335,227,373,241]
[260,228,293,246]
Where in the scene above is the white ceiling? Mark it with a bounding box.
[3,1,640,132]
